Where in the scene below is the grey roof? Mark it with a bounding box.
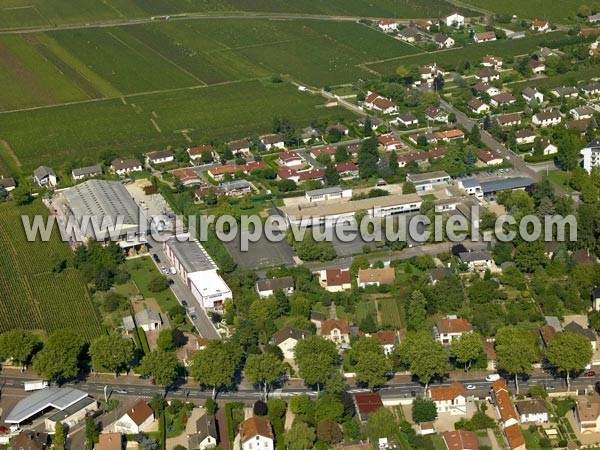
[509,31,526,39]
[306,186,343,197]
[47,397,95,423]
[310,310,327,322]
[564,321,597,341]
[0,177,16,188]
[588,138,600,148]
[256,276,295,293]
[515,129,536,138]
[459,250,492,263]
[62,180,143,239]
[407,171,451,184]
[166,236,216,273]
[122,309,162,331]
[480,177,534,194]
[545,316,563,332]
[516,400,548,415]
[397,113,418,122]
[227,139,251,151]
[522,87,539,98]
[301,127,322,139]
[146,150,173,160]
[534,110,561,121]
[271,327,311,345]
[188,414,218,449]
[429,267,452,281]
[552,86,578,96]
[572,106,594,116]
[399,27,419,38]
[435,34,451,43]
[461,178,481,189]
[219,179,251,193]
[582,82,600,92]
[34,166,55,180]
[72,165,102,177]
[358,116,382,126]
[5,388,88,424]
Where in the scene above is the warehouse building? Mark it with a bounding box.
[164,235,232,309]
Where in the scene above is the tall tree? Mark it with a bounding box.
[449,332,484,372]
[189,340,243,399]
[411,397,437,423]
[495,326,538,394]
[294,336,339,392]
[89,334,134,376]
[469,124,481,147]
[324,163,340,186]
[317,418,343,445]
[244,352,284,400]
[0,330,39,371]
[366,407,398,443]
[284,422,316,450]
[407,290,427,331]
[546,331,593,391]
[396,332,447,391]
[53,421,66,449]
[138,349,179,393]
[85,417,99,450]
[33,329,85,382]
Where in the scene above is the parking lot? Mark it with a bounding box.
[224,231,296,269]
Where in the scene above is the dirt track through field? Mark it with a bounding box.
[0,140,22,167]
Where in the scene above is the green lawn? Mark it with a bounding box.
[546,170,573,192]
[456,0,589,22]
[125,256,179,314]
[0,80,355,171]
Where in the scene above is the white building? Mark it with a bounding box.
[146,150,174,165]
[435,316,472,345]
[111,158,142,175]
[532,110,562,127]
[271,327,311,360]
[305,186,352,202]
[240,417,274,450]
[459,250,492,270]
[516,400,549,423]
[522,87,544,104]
[445,13,465,27]
[430,382,468,415]
[114,399,154,434]
[164,235,232,309]
[122,309,162,332]
[255,277,295,298]
[582,139,600,173]
[33,166,57,187]
[259,134,285,151]
[72,165,102,181]
[378,19,399,32]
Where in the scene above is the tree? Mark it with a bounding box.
[396,332,447,391]
[324,163,340,186]
[189,340,243,399]
[514,239,547,272]
[148,275,170,293]
[449,332,484,372]
[157,328,176,352]
[294,336,338,392]
[366,407,397,443]
[315,394,344,422]
[335,145,349,163]
[469,124,481,147]
[85,417,99,449]
[33,329,85,382]
[317,418,343,445]
[53,421,66,449]
[407,290,427,331]
[244,352,284,400]
[253,400,268,416]
[546,331,593,391]
[89,334,134,376]
[402,182,416,194]
[495,326,538,393]
[0,330,39,371]
[12,186,32,205]
[411,397,437,423]
[278,179,297,193]
[285,422,316,450]
[138,349,179,392]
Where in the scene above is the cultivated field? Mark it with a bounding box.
[0,0,477,30]
[0,80,356,170]
[367,32,570,75]
[456,0,589,22]
[0,201,102,340]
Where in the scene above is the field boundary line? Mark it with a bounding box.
[0,140,22,168]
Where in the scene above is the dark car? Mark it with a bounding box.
[153,254,160,263]
[191,314,197,320]
[584,370,596,377]
[181,301,188,307]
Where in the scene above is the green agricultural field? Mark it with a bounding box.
[368,32,569,75]
[379,298,404,328]
[0,80,356,171]
[0,200,101,340]
[0,0,477,30]
[456,0,589,22]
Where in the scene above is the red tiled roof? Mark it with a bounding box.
[172,168,201,183]
[298,168,325,181]
[443,430,479,450]
[125,399,153,426]
[430,382,467,401]
[476,31,496,40]
[188,145,214,156]
[439,318,471,334]
[322,319,350,335]
[504,424,525,450]
[354,392,383,415]
[335,161,358,173]
[492,379,519,424]
[325,269,351,286]
[371,330,397,346]
[239,417,273,442]
[478,151,499,163]
[532,19,548,27]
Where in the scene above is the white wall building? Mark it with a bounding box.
[445,13,465,27]
[581,139,600,173]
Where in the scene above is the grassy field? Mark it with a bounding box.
[0,80,355,171]
[456,0,588,22]
[125,257,180,314]
[0,0,477,30]
[367,32,569,75]
[0,200,101,340]
[379,297,404,328]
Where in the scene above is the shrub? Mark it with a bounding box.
[254,400,268,416]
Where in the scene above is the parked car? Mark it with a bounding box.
[584,371,596,377]
[181,301,188,307]
[153,254,160,263]
[114,389,128,394]
[466,384,476,390]
[485,374,501,382]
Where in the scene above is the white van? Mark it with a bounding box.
[485,374,501,382]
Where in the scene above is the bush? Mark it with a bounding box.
[204,398,217,415]
[254,400,268,416]
[411,397,437,423]
[148,275,170,293]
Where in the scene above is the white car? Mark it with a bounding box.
[486,374,501,382]
[466,384,476,390]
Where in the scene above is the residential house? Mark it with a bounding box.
[378,19,399,32]
[336,161,359,177]
[482,55,503,69]
[301,127,323,143]
[538,139,558,155]
[531,19,549,32]
[472,82,500,97]
[122,309,162,332]
[321,319,350,345]
[259,134,285,151]
[515,129,537,145]
[538,47,561,59]
[396,113,419,127]
[378,134,403,151]
[419,422,435,436]
[227,139,251,155]
[573,248,600,264]
[435,34,455,48]
[310,311,326,329]
[187,414,218,450]
[516,400,549,423]
[420,64,444,84]
[357,268,395,288]
[326,124,349,137]
[416,20,434,31]
[445,13,465,27]
[310,146,336,161]
[532,110,562,127]
[353,392,383,422]
[571,106,595,120]
[72,165,102,181]
[491,379,519,428]
[357,116,382,130]
[564,321,597,351]
[504,424,526,450]
[429,382,468,415]
[33,166,57,187]
[364,92,398,115]
[497,113,522,127]
[435,316,472,344]
[582,82,600,97]
[10,431,49,450]
[490,92,516,108]
[576,394,600,433]
[474,31,496,43]
[271,327,311,360]
[424,106,448,123]
[219,179,251,196]
[443,430,478,450]
[370,330,399,355]
[522,87,544,104]
[239,417,274,450]
[97,433,123,450]
[146,150,174,165]
[114,399,154,434]
[318,268,352,292]
[429,267,452,284]
[398,27,419,42]
[551,86,579,99]
[277,151,304,168]
[255,276,295,299]
[459,250,492,270]
[468,98,490,114]
[111,158,142,175]
[476,68,500,82]
[477,151,503,166]
[581,138,600,173]
[188,145,215,161]
[528,59,546,74]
